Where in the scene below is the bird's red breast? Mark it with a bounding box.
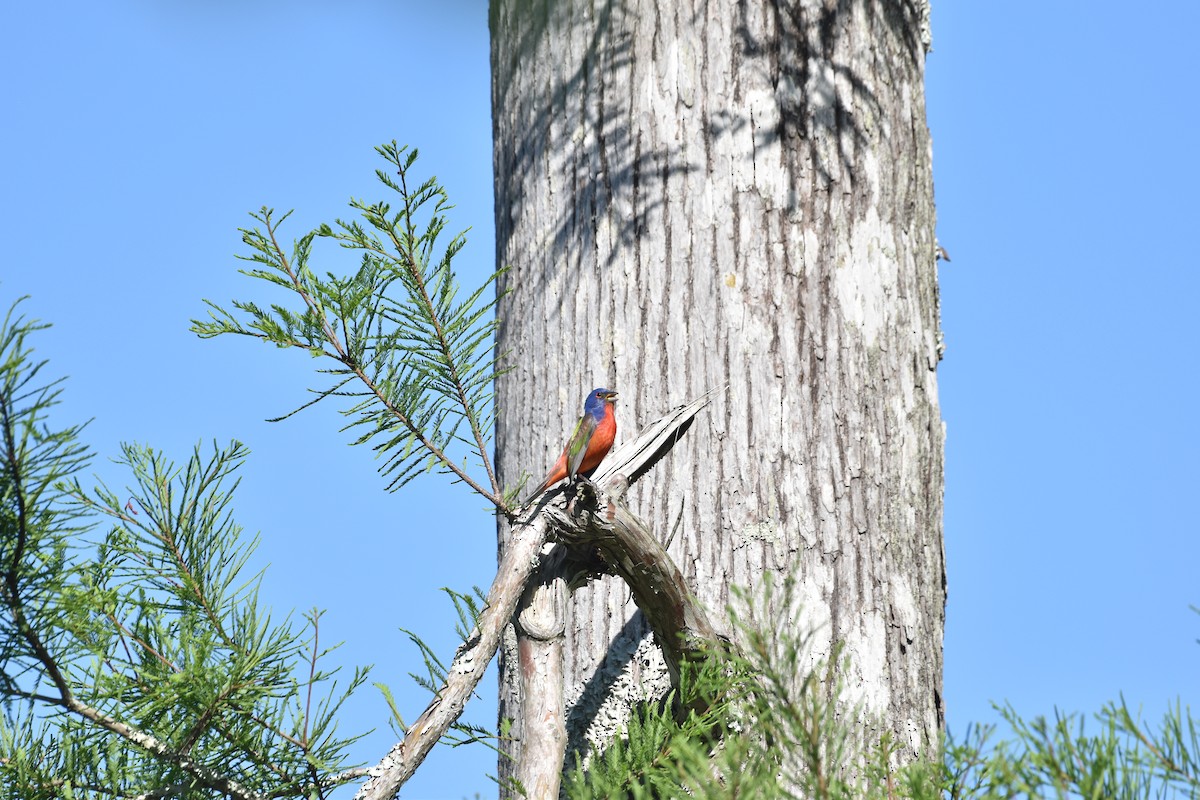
[577,402,616,475]
[531,396,618,498]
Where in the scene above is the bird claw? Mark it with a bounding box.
[572,476,595,497]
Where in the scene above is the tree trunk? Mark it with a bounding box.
[490,0,945,787]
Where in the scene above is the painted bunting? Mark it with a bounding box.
[527,388,619,500]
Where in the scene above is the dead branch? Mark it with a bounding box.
[353,514,549,800]
[355,390,718,800]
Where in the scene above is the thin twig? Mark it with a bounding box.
[179,683,239,754]
[302,609,327,800]
[107,611,179,672]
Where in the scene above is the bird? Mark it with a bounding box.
[526,388,619,502]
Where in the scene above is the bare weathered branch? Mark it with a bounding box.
[353,513,550,800]
[355,390,716,799]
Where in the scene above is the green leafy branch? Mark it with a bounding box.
[0,298,92,703]
[0,300,373,799]
[940,697,1200,799]
[192,142,510,514]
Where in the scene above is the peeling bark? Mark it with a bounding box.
[514,563,568,798]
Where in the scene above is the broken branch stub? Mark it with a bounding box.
[590,388,721,492]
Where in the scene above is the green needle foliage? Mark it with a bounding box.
[941,697,1200,799]
[2,143,514,799]
[0,299,371,799]
[192,142,510,512]
[567,577,1200,800]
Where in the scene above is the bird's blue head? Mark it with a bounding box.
[583,388,618,420]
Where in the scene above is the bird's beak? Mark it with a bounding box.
[604,391,619,401]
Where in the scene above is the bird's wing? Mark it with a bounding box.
[564,413,600,480]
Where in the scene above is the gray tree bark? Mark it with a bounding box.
[490,0,945,787]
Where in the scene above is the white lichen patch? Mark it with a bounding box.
[565,634,671,770]
[835,208,899,346]
[739,517,782,546]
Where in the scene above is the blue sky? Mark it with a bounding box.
[3,2,1197,798]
